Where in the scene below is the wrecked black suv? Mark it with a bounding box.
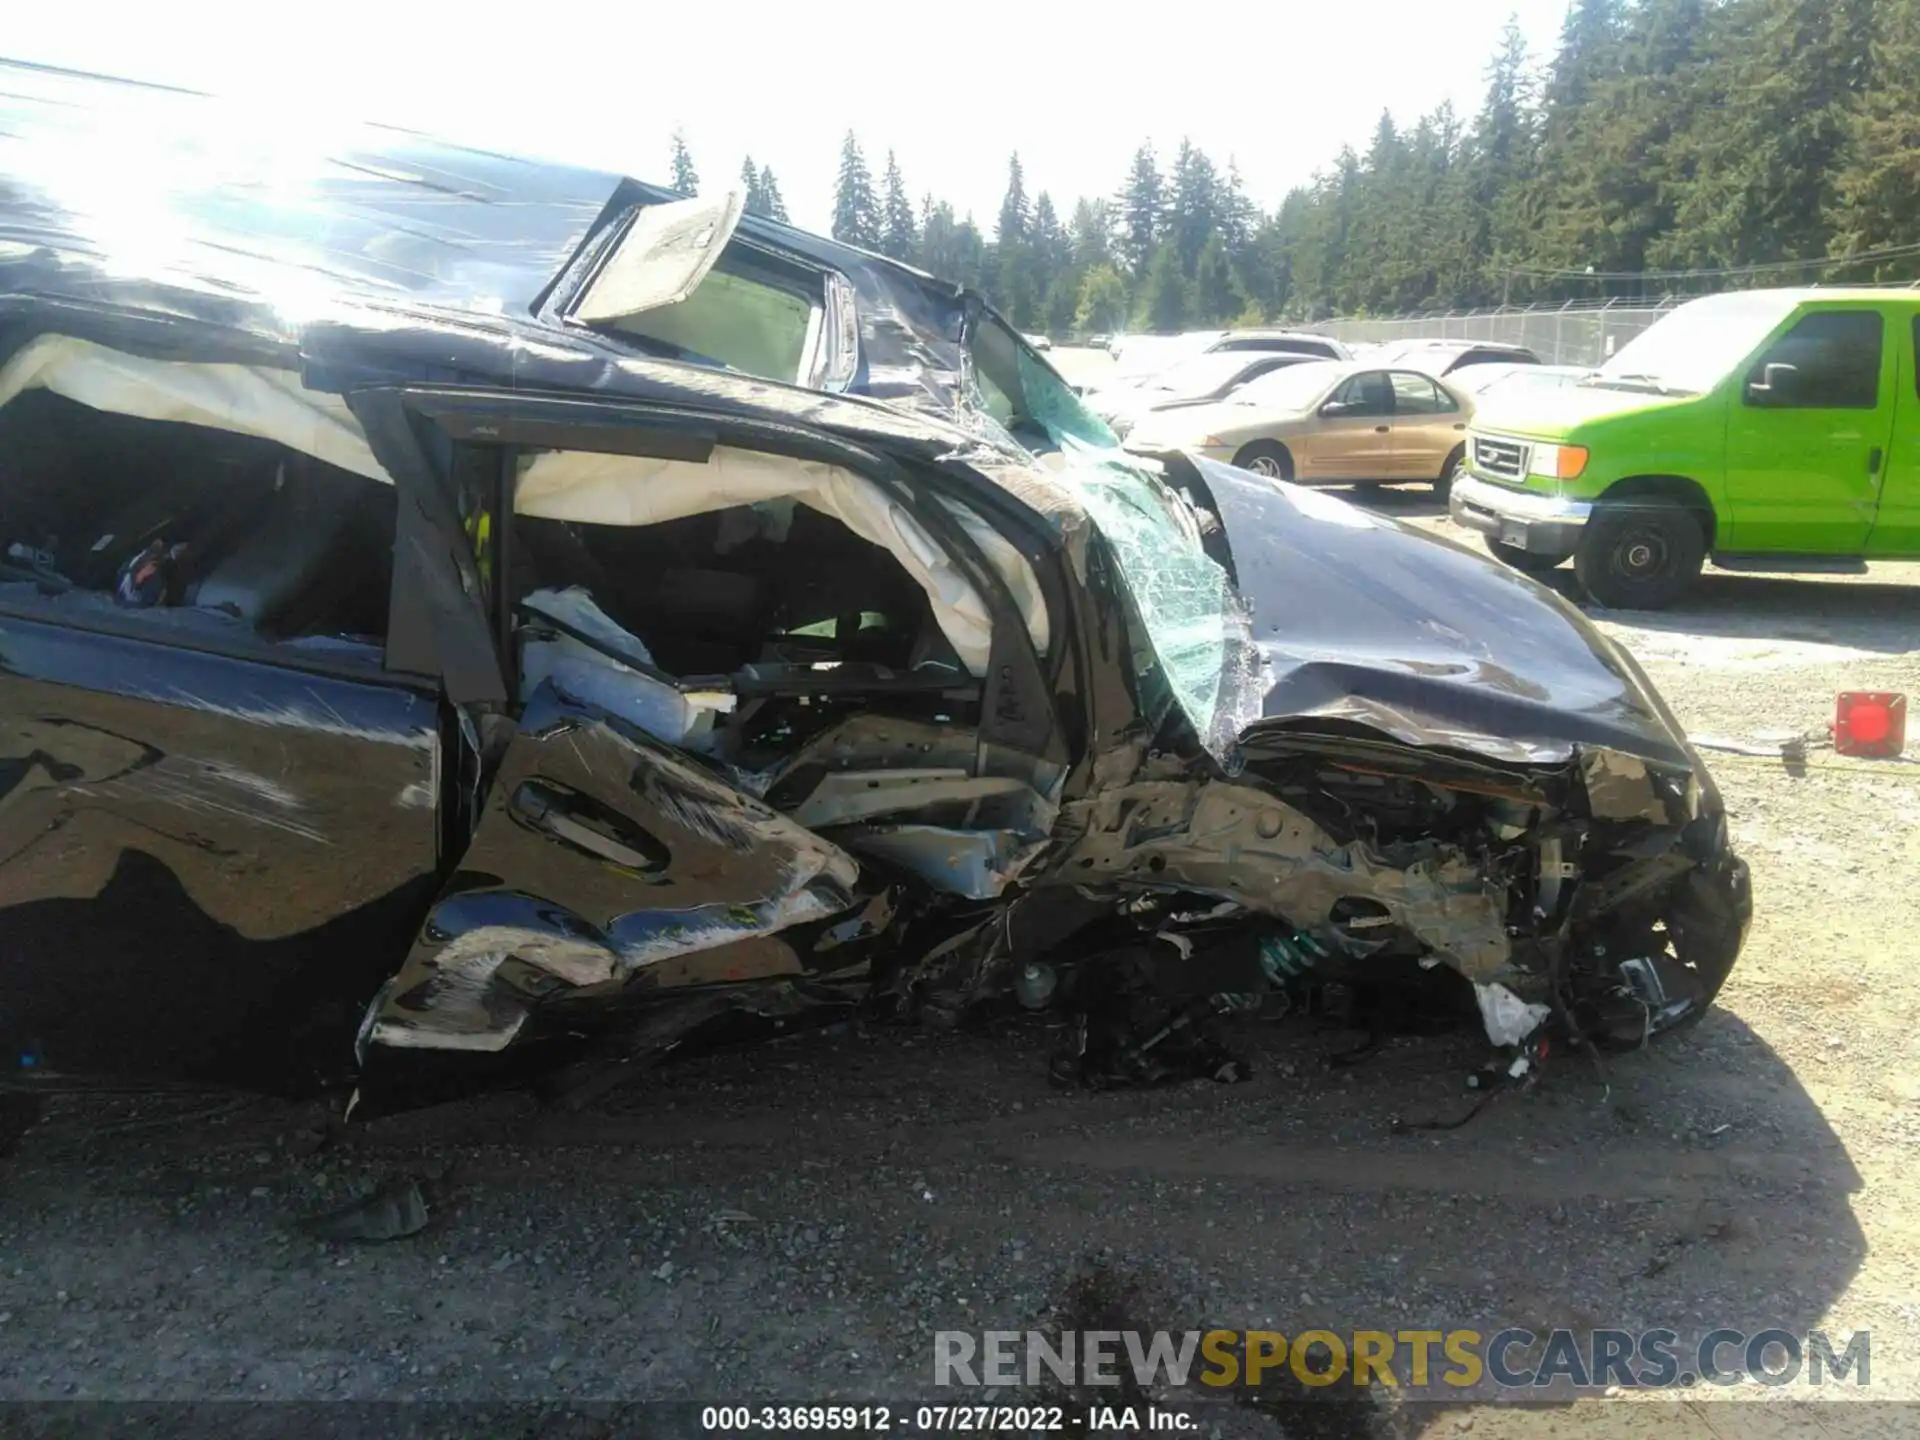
[0,65,1749,1114]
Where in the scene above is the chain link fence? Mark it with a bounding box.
[1316,299,1683,367]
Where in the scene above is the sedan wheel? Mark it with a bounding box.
[1232,440,1293,482]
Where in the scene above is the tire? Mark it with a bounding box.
[1483,537,1572,573]
[1232,440,1293,481]
[1433,446,1466,503]
[1573,497,1706,609]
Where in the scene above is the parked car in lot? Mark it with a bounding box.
[1202,329,1350,361]
[1369,339,1542,375]
[0,62,1750,1112]
[1123,360,1477,498]
[1452,288,1920,606]
[1450,363,1592,398]
[1022,333,1053,351]
[1085,351,1319,438]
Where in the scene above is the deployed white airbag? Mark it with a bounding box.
[516,445,1049,676]
[0,334,390,483]
[0,338,1051,677]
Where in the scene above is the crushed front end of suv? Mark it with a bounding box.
[0,64,1749,1115]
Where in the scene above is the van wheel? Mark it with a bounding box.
[1484,538,1571,573]
[1233,441,1293,481]
[1574,499,1705,609]
[1433,446,1466,503]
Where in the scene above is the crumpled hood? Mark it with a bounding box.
[1472,380,1697,439]
[1188,457,1694,768]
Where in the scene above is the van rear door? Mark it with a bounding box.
[1722,306,1894,554]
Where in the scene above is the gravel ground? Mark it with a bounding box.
[4,476,1919,1438]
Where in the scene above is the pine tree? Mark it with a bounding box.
[1218,160,1258,258]
[1139,244,1189,331]
[1192,237,1245,325]
[996,153,1031,245]
[740,156,767,216]
[1343,112,1414,312]
[1116,143,1164,278]
[1466,16,1540,304]
[1075,264,1129,332]
[1069,198,1113,268]
[757,165,789,223]
[1043,275,1080,338]
[669,130,699,196]
[880,151,918,262]
[920,196,960,278]
[1658,0,1875,270]
[831,133,880,248]
[1523,0,1627,277]
[1032,194,1070,279]
[1829,0,1920,276]
[1168,138,1220,274]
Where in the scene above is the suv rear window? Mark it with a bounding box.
[597,259,819,384]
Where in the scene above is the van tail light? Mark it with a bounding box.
[1833,691,1906,758]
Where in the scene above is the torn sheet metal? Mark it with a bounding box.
[359,685,861,1057]
[829,825,1046,901]
[1581,747,1701,824]
[788,771,1052,832]
[1050,779,1512,982]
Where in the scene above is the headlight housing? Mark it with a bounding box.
[1528,443,1590,480]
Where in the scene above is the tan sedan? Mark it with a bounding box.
[1122,359,1477,498]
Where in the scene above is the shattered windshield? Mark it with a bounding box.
[1051,440,1248,755]
[967,315,1117,450]
[963,313,1246,754]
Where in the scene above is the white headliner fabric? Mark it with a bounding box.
[0,337,1049,675]
[517,446,1048,675]
[0,335,390,483]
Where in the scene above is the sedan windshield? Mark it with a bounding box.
[1594,292,1800,394]
[1141,354,1268,401]
[1230,361,1341,408]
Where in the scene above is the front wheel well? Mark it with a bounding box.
[1598,475,1717,551]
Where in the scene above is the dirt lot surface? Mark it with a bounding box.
[5,466,1920,1436]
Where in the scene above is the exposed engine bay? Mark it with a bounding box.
[848,728,1750,1090]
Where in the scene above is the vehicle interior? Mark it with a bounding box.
[0,391,394,647]
[501,458,1000,776]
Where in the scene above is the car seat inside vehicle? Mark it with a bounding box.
[0,390,395,642]
[514,504,952,676]
[511,500,979,769]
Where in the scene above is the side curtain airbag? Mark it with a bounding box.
[515,445,1050,677]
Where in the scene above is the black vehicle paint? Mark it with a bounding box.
[0,60,1752,1108]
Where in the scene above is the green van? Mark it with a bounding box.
[1450,288,1920,607]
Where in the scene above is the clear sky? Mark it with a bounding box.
[6,0,1569,233]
